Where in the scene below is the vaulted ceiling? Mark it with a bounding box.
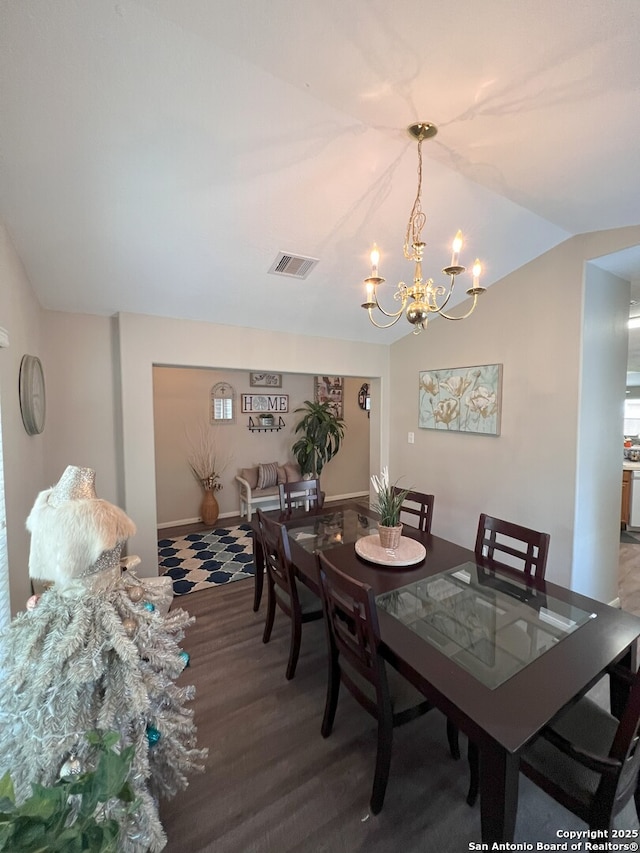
[1,0,640,345]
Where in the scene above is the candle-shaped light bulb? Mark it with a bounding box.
[370,244,380,276]
[451,230,463,266]
[472,259,482,287]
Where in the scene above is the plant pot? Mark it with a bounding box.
[201,490,219,527]
[378,523,403,550]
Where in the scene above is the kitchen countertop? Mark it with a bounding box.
[623,462,640,470]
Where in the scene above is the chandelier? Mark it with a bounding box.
[361,122,485,334]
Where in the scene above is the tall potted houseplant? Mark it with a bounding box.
[292,401,345,478]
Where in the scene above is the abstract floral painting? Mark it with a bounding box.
[418,364,502,435]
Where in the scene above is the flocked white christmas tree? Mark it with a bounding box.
[0,466,206,852]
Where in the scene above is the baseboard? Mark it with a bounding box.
[158,494,369,529]
[157,511,237,529]
[325,491,369,503]
[609,596,621,609]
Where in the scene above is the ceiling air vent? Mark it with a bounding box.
[268,252,319,280]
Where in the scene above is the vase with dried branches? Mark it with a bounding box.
[186,424,230,527]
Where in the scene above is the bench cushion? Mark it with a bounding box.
[241,466,259,490]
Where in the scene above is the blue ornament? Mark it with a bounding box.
[143,601,155,612]
[146,725,161,747]
[179,650,190,667]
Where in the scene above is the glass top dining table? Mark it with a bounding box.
[254,501,640,843]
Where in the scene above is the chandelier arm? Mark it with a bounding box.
[366,306,404,329]
[429,279,456,313]
[374,299,407,319]
[437,293,480,321]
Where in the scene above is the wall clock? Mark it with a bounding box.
[19,354,46,435]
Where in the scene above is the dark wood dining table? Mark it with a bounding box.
[252,500,640,843]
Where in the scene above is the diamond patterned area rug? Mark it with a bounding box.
[158,523,254,596]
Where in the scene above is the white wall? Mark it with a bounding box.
[389,226,640,598]
[0,225,45,616]
[118,313,390,575]
[573,263,629,600]
[43,311,121,506]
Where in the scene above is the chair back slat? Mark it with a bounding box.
[279,478,324,515]
[475,512,549,580]
[391,487,434,534]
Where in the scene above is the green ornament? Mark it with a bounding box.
[179,650,190,667]
[143,601,155,612]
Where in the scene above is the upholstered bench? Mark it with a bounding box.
[235,461,301,520]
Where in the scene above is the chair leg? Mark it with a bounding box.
[285,612,302,680]
[262,582,276,644]
[466,741,479,807]
[634,777,640,824]
[253,563,264,612]
[370,711,393,815]
[447,718,461,760]
[321,651,341,738]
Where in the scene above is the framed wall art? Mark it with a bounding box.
[314,376,343,418]
[249,373,282,388]
[418,363,502,435]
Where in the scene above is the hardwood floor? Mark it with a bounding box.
[158,577,639,853]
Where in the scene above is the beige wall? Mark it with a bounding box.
[389,227,640,598]
[119,313,389,574]
[0,224,46,616]
[152,366,370,524]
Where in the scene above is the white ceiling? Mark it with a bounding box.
[1,0,640,346]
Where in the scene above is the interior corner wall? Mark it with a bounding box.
[389,226,640,597]
[118,313,389,575]
[0,224,45,616]
[572,264,629,601]
[42,311,121,505]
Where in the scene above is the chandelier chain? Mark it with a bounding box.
[403,138,426,261]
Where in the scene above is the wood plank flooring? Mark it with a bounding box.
[158,578,640,853]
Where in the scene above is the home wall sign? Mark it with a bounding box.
[241,394,289,414]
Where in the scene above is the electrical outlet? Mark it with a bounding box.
[408,431,415,444]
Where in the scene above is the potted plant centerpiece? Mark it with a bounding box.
[371,467,410,550]
[292,400,346,479]
[186,424,229,527]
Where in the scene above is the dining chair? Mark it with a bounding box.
[474,512,550,579]
[391,486,435,534]
[453,512,551,803]
[318,551,433,815]
[513,661,640,830]
[278,478,324,516]
[255,509,323,680]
